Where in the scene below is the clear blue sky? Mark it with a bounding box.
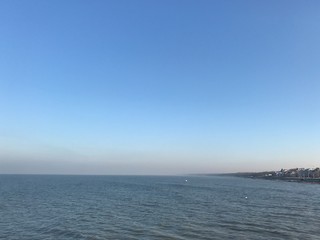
[1,0,319,174]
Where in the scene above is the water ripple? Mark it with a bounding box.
[1,175,320,239]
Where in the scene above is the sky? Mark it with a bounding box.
[0,0,319,175]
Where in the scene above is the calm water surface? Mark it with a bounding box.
[0,175,320,239]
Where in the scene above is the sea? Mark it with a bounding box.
[0,175,320,240]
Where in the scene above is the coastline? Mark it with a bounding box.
[215,171,320,184]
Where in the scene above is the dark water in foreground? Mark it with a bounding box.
[0,175,320,240]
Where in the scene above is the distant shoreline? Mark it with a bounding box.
[211,171,320,184]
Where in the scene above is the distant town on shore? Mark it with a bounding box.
[218,168,320,183]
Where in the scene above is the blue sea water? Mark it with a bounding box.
[0,175,320,239]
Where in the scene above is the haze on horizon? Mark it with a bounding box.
[1,0,319,175]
